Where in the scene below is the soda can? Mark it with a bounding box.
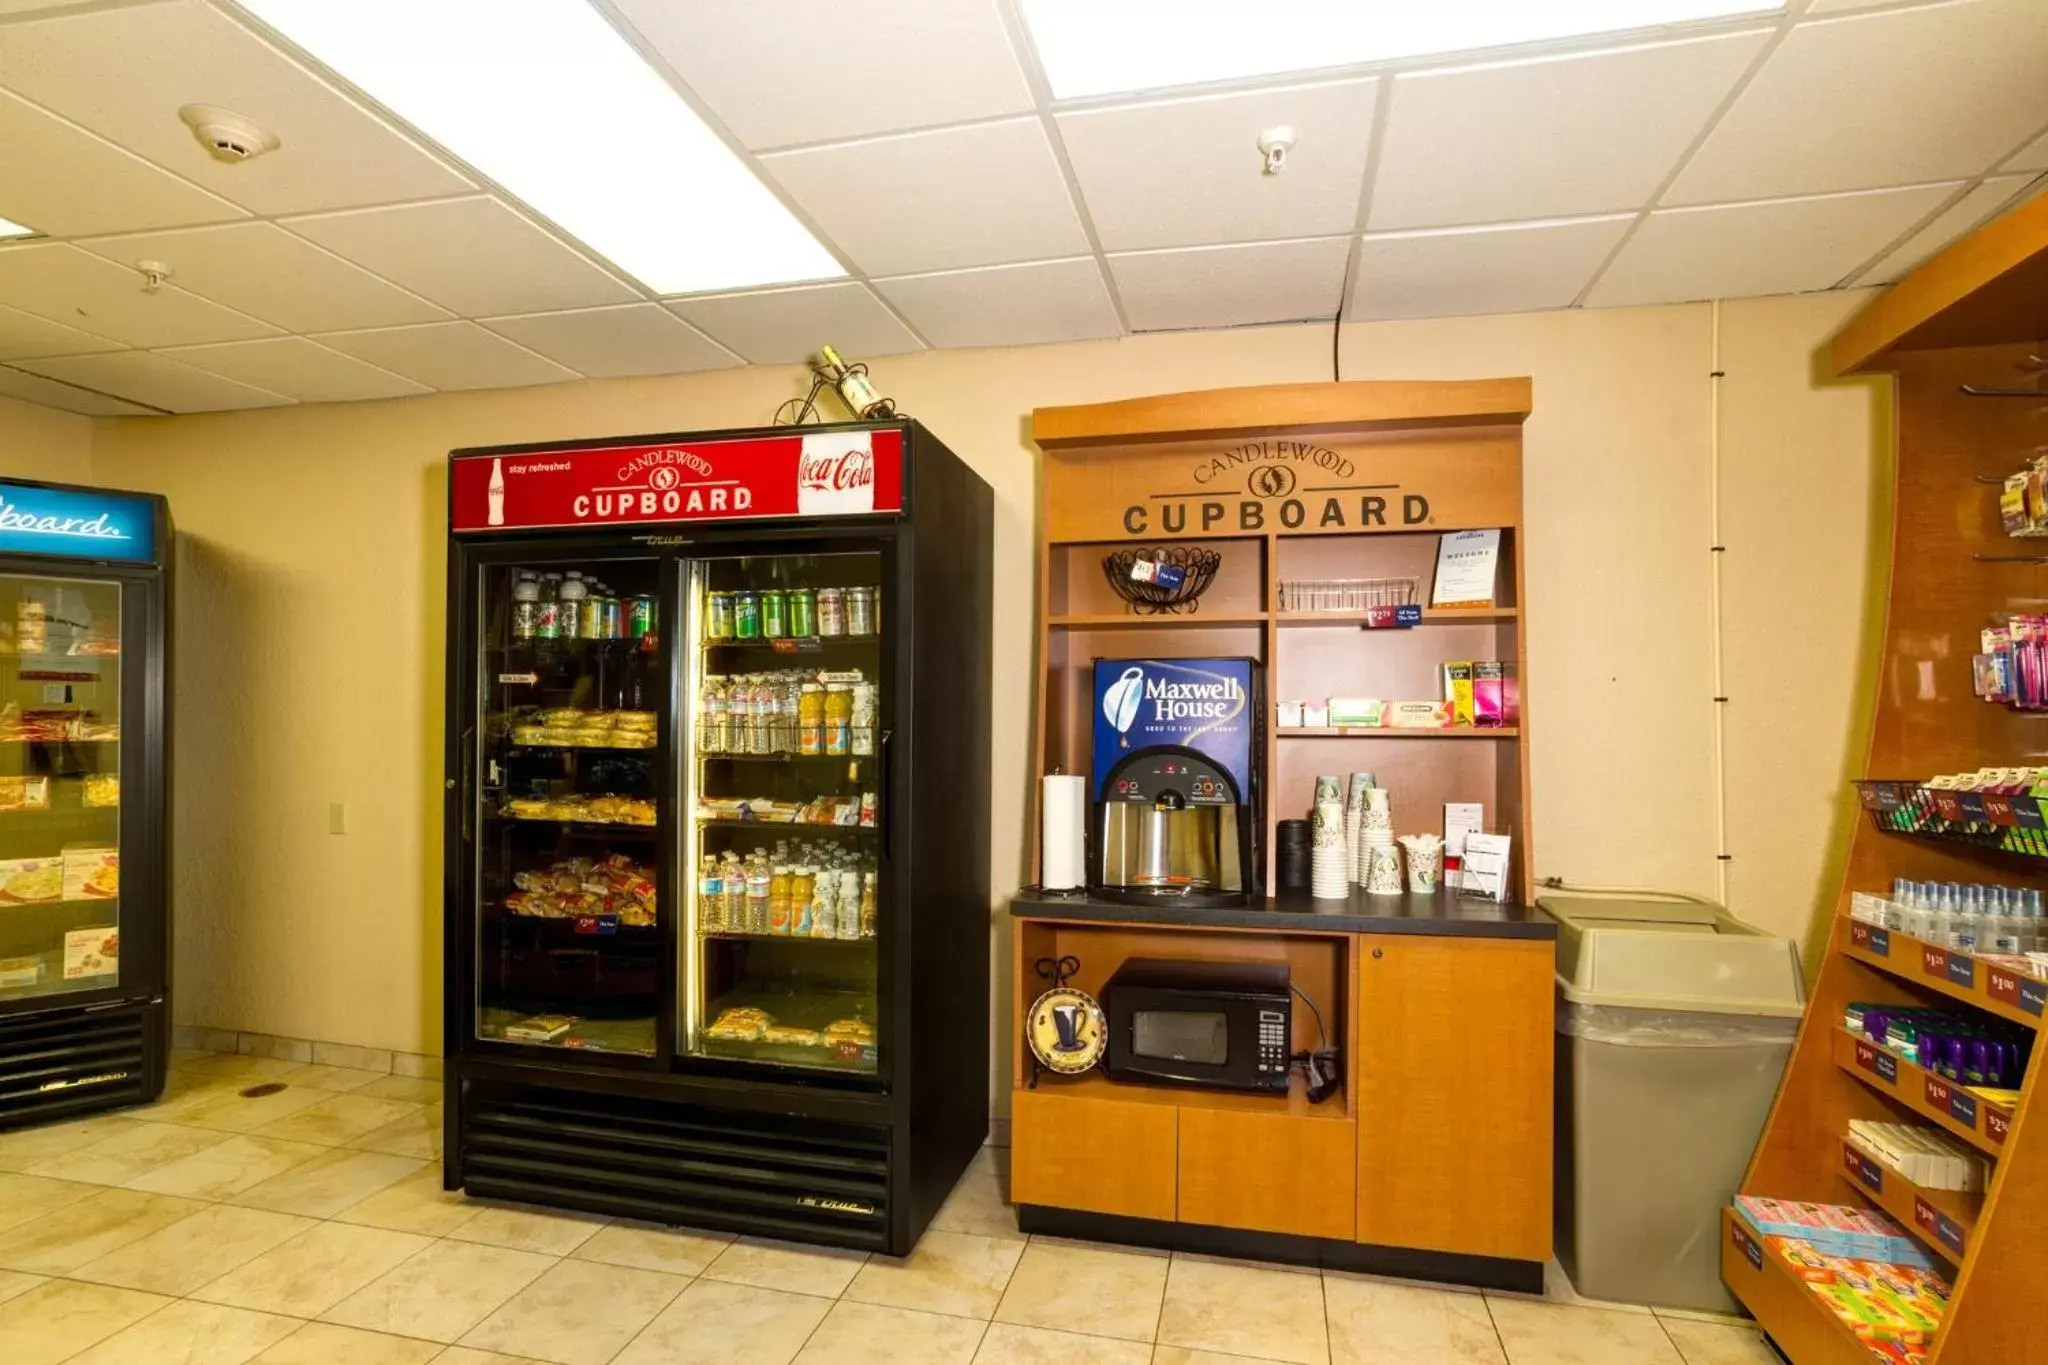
[788,588,817,639]
[705,593,734,639]
[847,586,876,636]
[816,587,847,637]
[630,595,658,639]
[733,591,761,640]
[760,589,789,639]
[600,597,623,639]
[579,597,607,640]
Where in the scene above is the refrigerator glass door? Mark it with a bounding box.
[0,573,122,1004]
[681,554,881,1076]
[476,558,664,1056]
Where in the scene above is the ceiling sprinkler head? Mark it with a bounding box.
[134,260,172,294]
[178,104,281,163]
[1257,126,1296,176]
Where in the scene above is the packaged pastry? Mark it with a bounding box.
[706,1007,772,1041]
[83,773,118,809]
[614,711,657,731]
[62,846,117,901]
[761,1024,822,1047]
[62,926,116,979]
[0,776,50,811]
[0,857,65,904]
[540,708,584,727]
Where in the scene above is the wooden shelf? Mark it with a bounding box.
[1843,918,2044,1030]
[1719,1208,1895,1365]
[1274,607,1517,625]
[1283,727,1519,740]
[1047,612,1268,628]
[1838,1137,1981,1266]
[1015,1068,1350,1121]
[1830,1026,2014,1157]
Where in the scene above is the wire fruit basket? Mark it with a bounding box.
[1102,547,1221,615]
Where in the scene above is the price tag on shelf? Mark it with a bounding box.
[1987,1107,2011,1145]
[1913,1198,1968,1260]
[1946,954,1977,989]
[1731,1220,1763,1272]
[1932,791,1964,822]
[1949,1089,1978,1129]
[1921,944,1949,980]
[1958,792,1987,822]
[771,638,824,655]
[1844,1142,1885,1194]
[1850,922,1891,957]
[572,915,619,935]
[1982,793,2017,825]
[2017,797,2048,830]
[1359,604,1424,629]
[1857,1039,1898,1086]
[1987,966,2047,1017]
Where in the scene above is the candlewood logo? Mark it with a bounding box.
[1122,439,1431,534]
[576,445,753,519]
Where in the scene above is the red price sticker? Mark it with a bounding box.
[1987,1107,2011,1145]
[1920,944,1950,979]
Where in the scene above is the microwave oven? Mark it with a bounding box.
[1101,958,1291,1093]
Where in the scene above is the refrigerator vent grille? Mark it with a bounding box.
[0,1006,150,1128]
[462,1085,892,1249]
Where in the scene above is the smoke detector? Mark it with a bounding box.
[178,104,280,164]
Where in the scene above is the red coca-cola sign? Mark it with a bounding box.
[451,427,903,533]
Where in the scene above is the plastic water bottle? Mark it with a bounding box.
[1887,878,1912,932]
[1954,885,1982,953]
[2025,889,2046,951]
[1907,883,1937,941]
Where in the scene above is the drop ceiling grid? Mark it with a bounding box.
[0,0,2041,414]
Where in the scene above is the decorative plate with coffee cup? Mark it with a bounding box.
[1026,985,1106,1075]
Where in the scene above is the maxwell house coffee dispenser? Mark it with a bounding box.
[1091,657,1261,907]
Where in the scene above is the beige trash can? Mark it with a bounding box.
[1540,896,1805,1314]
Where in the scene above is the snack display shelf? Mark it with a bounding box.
[1719,1208,1893,1365]
[697,819,875,836]
[700,930,873,945]
[1842,917,2044,1030]
[491,818,659,841]
[1281,727,1520,740]
[491,909,658,934]
[1854,778,2048,860]
[476,1008,656,1056]
[699,990,878,1074]
[1837,1138,1980,1266]
[504,742,658,754]
[704,634,881,650]
[1830,1026,2015,1156]
[699,752,872,765]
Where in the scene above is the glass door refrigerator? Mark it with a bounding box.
[0,479,171,1130]
[445,420,992,1255]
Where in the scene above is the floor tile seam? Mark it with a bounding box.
[551,1269,694,1365]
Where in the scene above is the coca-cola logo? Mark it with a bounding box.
[800,447,875,494]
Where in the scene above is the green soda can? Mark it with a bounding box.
[733,591,761,640]
[760,589,789,639]
[788,587,817,639]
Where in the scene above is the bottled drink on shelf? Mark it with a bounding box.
[858,871,877,939]
[535,574,563,640]
[768,864,792,934]
[511,572,540,640]
[701,677,729,754]
[699,855,725,932]
[721,853,746,929]
[747,855,772,935]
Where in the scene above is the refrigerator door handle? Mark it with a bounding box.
[459,725,476,844]
[878,727,893,841]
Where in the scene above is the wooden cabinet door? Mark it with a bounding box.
[1012,1088,1176,1222]
[1178,1107,1356,1240]
[1354,934,1553,1261]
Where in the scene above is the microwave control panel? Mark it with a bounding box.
[1257,1008,1287,1076]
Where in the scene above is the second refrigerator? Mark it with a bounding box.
[444,420,992,1255]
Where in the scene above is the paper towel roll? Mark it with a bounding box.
[1041,774,1088,890]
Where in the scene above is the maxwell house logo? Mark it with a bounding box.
[1123,440,1431,535]
[1102,663,1246,745]
[797,432,876,516]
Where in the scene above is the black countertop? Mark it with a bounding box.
[1009,887,1557,941]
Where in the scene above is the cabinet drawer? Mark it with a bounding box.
[1012,1087,1176,1222]
[1178,1107,1356,1240]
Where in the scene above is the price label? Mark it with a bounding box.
[1949,1089,1978,1129]
[2017,796,2048,829]
[1732,1220,1763,1272]
[1851,922,1892,957]
[1913,1197,1968,1260]
[497,672,540,685]
[1946,953,1977,989]
[1987,1107,2011,1145]
[1982,793,2017,825]
[1987,969,2048,1017]
[1844,1142,1885,1194]
[572,915,619,935]
[1930,790,1963,821]
[1921,944,1950,979]
[1926,1075,1952,1112]
[771,638,824,654]
[1958,792,1987,822]
[1857,1039,1898,1086]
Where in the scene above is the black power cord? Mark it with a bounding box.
[1289,983,1340,1104]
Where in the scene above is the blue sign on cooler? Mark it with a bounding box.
[0,482,156,563]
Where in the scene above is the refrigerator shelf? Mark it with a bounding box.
[699,752,871,765]
[703,634,880,650]
[488,817,659,838]
[701,930,874,945]
[503,742,658,755]
[698,819,875,836]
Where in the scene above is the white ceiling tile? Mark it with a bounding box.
[1806,0,1928,10]
[480,305,741,379]
[0,243,280,348]
[0,88,246,237]
[0,0,471,216]
[14,351,293,413]
[761,120,1090,276]
[2008,129,2048,173]
[1109,237,1349,332]
[1586,183,1958,308]
[876,258,1119,350]
[0,1,101,11]
[670,283,924,366]
[1669,0,2048,205]
[1858,175,2045,284]
[75,222,449,333]
[284,198,640,317]
[1370,31,1769,230]
[1057,79,1377,252]
[612,0,1033,150]
[0,364,156,416]
[0,303,124,361]
[1351,215,1635,321]
[156,336,428,403]
[315,321,578,392]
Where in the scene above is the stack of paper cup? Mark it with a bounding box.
[1398,833,1444,894]
[1361,787,1402,895]
[1311,799,1349,900]
[1345,774,1374,885]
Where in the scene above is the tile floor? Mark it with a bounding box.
[0,1050,1784,1365]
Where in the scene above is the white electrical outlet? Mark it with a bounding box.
[329,803,348,835]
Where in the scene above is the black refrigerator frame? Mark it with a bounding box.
[0,478,172,1130]
[443,419,992,1255]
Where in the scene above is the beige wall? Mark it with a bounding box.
[0,393,92,483]
[83,292,1886,1057]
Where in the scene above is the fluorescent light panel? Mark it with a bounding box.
[0,217,35,239]
[237,0,844,295]
[1018,0,1785,98]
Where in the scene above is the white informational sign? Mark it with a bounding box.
[1432,529,1501,607]
[1460,833,1513,902]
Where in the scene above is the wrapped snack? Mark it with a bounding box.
[761,1024,822,1047]
[0,776,50,811]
